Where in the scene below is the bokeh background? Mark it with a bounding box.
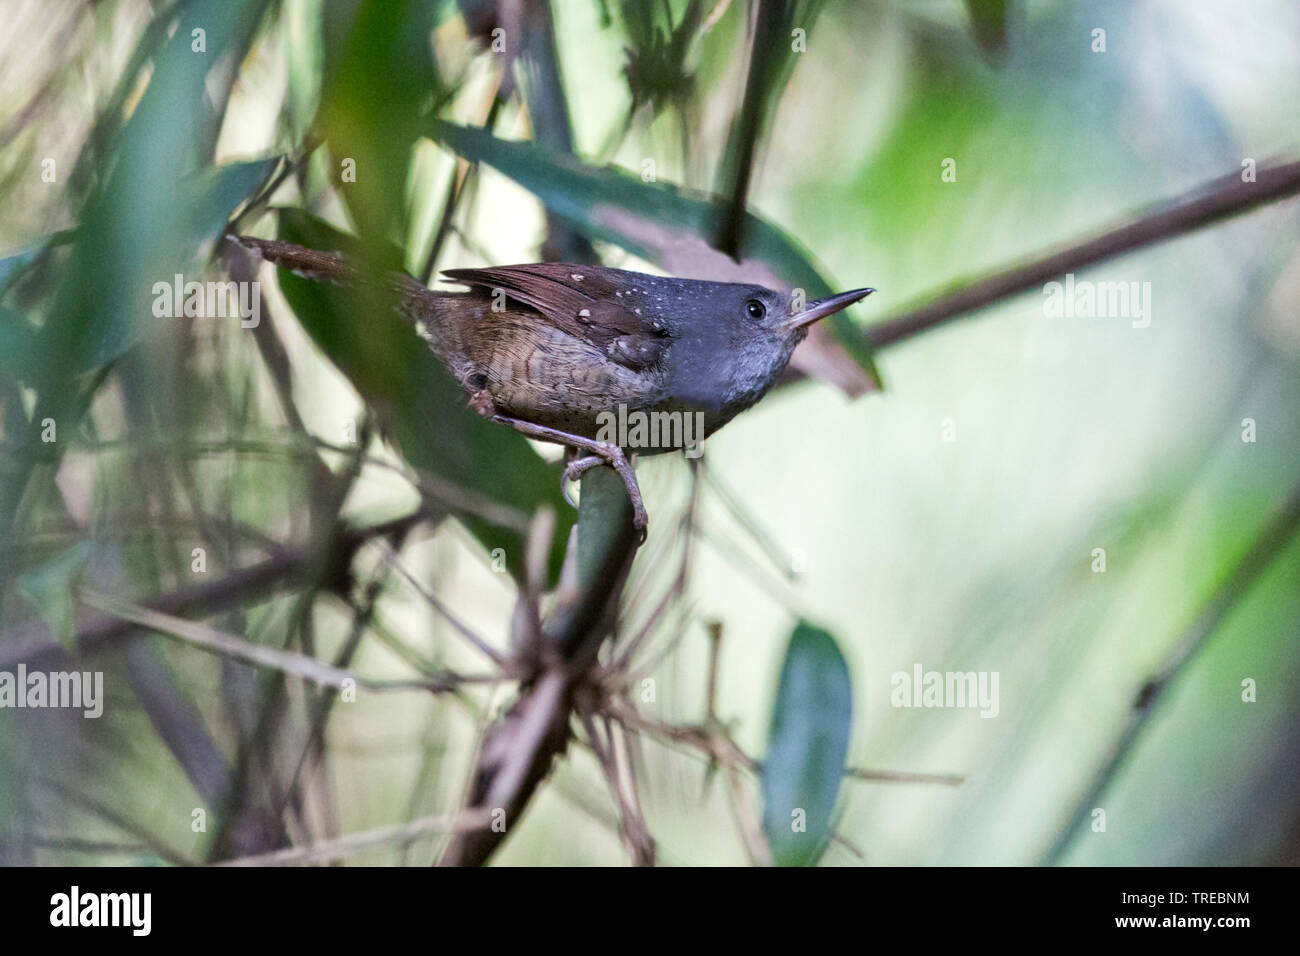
[0,0,1297,865]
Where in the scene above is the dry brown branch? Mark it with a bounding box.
[437,470,641,866]
[725,766,772,866]
[866,157,1300,349]
[577,707,655,865]
[437,667,575,866]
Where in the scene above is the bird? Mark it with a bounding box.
[233,236,872,533]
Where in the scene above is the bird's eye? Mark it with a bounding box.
[745,299,766,320]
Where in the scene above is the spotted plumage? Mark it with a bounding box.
[233,236,872,530]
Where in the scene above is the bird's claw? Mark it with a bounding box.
[561,448,648,541]
[561,454,603,508]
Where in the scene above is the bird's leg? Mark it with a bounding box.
[491,415,648,532]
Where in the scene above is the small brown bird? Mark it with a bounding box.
[235,237,872,531]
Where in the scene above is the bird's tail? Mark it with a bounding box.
[229,235,440,324]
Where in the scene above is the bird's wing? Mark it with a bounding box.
[440,263,669,370]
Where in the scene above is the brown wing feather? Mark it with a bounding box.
[441,263,669,370]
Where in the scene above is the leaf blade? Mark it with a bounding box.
[761,620,854,866]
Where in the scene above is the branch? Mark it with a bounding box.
[437,467,640,866]
[577,709,655,865]
[216,808,494,866]
[867,158,1300,349]
[612,700,964,788]
[0,511,425,670]
[1040,482,1300,865]
[79,589,475,694]
[373,539,507,667]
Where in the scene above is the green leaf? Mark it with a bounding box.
[714,0,828,256]
[761,620,853,866]
[1,1,273,552]
[175,159,278,254]
[427,121,880,386]
[272,210,573,583]
[317,0,441,245]
[35,0,274,405]
[0,305,38,386]
[0,241,49,295]
[16,158,275,392]
[964,0,1008,56]
[17,541,93,652]
[106,158,276,370]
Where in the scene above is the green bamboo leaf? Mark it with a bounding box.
[17,541,93,652]
[38,158,275,378]
[0,241,48,294]
[964,0,1009,56]
[317,0,441,244]
[0,305,38,385]
[2,0,273,551]
[761,620,853,866]
[36,0,274,402]
[426,121,879,386]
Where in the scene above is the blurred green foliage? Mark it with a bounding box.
[0,0,1296,867]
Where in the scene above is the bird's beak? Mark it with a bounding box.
[779,287,875,334]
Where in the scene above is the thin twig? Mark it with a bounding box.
[278,564,390,828]
[868,158,1300,349]
[39,778,195,866]
[216,808,494,866]
[615,701,962,788]
[699,459,796,581]
[724,765,772,866]
[32,433,531,532]
[373,539,507,667]
[79,589,472,694]
[2,512,428,668]
[1040,482,1300,865]
[577,708,654,865]
[845,768,964,786]
[613,718,655,861]
[12,835,155,857]
[703,620,723,723]
[420,84,503,284]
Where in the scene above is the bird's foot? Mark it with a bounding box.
[562,449,648,537]
[491,415,648,539]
